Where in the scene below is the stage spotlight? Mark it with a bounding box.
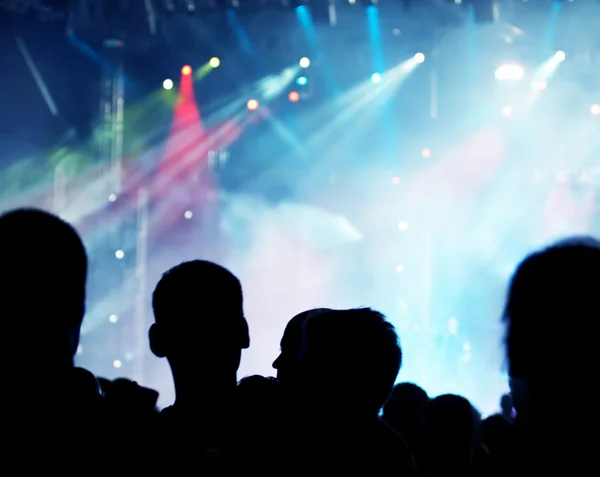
[162,79,174,90]
[209,57,220,68]
[299,57,310,68]
[109,314,118,323]
[247,99,259,110]
[371,73,381,84]
[184,210,193,219]
[555,50,566,62]
[591,104,600,116]
[296,76,308,86]
[288,91,300,102]
[414,52,425,63]
[108,193,117,202]
[495,64,524,82]
[113,360,122,369]
[421,148,432,158]
[115,249,125,259]
[181,65,192,76]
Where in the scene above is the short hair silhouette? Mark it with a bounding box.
[299,307,401,414]
[0,208,87,364]
[423,394,481,463]
[150,260,249,362]
[503,236,600,380]
[273,308,332,381]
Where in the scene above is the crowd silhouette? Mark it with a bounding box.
[2,206,593,474]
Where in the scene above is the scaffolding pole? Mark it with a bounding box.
[133,187,149,382]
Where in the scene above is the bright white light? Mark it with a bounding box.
[108,193,117,202]
[299,57,310,68]
[555,50,566,62]
[184,210,193,219]
[531,79,548,91]
[494,63,525,82]
[113,359,122,369]
[397,221,409,231]
[448,317,459,335]
[591,104,600,116]
[109,314,118,323]
[421,148,432,158]
[163,79,174,90]
[371,73,381,84]
[395,264,405,274]
[414,52,425,64]
[115,250,125,259]
[501,106,513,117]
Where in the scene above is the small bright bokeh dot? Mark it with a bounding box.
[371,73,381,84]
[397,221,409,231]
[181,65,192,76]
[184,210,193,219]
[209,57,220,68]
[414,52,425,63]
[299,57,310,68]
[288,91,300,102]
[421,148,432,159]
[109,314,118,324]
[395,264,405,274]
[162,79,174,90]
[246,99,259,111]
[296,76,308,86]
[501,106,513,117]
[108,193,117,202]
[113,359,122,369]
[591,104,600,116]
[115,249,125,259]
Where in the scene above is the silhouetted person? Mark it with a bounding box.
[0,208,109,468]
[382,382,429,464]
[294,308,416,474]
[503,237,600,472]
[0,209,87,395]
[272,308,331,382]
[149,260,249,466]
[422,394,483,476]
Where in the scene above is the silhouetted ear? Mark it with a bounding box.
[240,318,250,349]
[149,323,168,358]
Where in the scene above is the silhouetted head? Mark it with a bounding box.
[423,394,481,465]
[382,382,429,438]
[149,260,249,376]
[299,308,401,417]
[500,393,513,416]
[0,208,87,372]
[272,308,331,382]
[503,237,600,419]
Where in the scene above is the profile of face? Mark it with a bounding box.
[273,309,331,382]
[273,317,305,381]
